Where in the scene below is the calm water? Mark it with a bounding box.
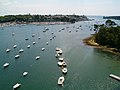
[0,18,120,90]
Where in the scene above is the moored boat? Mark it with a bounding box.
[13,45,17,48]
[58,76,65,86]
[36,56,40,60]
[59,57,64,61]
[55,54,60,58]
[62,61,67,67]
[23,72,28,76]
[62,68,67,74]
[33,42,36,45]
[19,49,24,53]
[3,63,9,68]
[42,48,45,51]
[57,61,63,66]
[6,49,11,53]
[27,45,30,48]
[13,83,21,89]
[15,55,20,58]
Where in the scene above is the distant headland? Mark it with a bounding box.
[0,14,90,26]
[103,16,120,20]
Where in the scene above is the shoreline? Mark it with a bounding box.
[0,22,70,27]
[83,35,120,55]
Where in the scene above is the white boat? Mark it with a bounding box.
[59,58,64,61]
[62,61,67,67]
[109,74,120,81]
[15,55,20,58]
[50,38,52,40]
[32,34,35,37]
[42,48,45,51]
[38,37,41,39]
[23,72,28,76]
[46,42,48,45]
[33,42,36,45]
[3,63,9,68]
[25,38,29,40]
[56,49,62,54]
[36,56,40,60]
[12,33,15,36]
[55,54,60,58]
[13,83,21,89]
[51,32,54,34]
[58,76,65,86]
[56,47,61,51]
[45,28,49,30]
[13,45,17,48]
[27,45,30,48]
[57,61,63,66]
[62,68,67,74]
[19,49,24,53]
[6,49,11,52]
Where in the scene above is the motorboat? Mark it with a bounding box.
[27,45,30,48]
[33,42,36,45]
[59,58,64,61]
[56,47,61,51]
[42,48,45,51]
[19,49,24,53]
[58,76,65,86]
[32,34,35,37]
[57,61,63,66]
[15,55,20,58]
[46,42,48,45]
[13,83,21,89]
[36,56,40,60]
[38,37,41,39]
[13,45,17,48]
[3,63,9,68]
[50,38,52,40]
[62,61,67,67]
[62,68,67,74]
[12,33,15,36]
[51,32,54,34]
[25,38,29,40]
[55,54,60,58]
[23,72,28,76]
[6,49,11,52]
[45,28,49,30]
[56,50,62,55]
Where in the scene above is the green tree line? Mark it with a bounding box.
[95,20,120,50]
[0,14,89,23]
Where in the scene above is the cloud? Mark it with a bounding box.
[0,0,17,5]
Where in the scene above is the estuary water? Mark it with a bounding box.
[0,17,120,90]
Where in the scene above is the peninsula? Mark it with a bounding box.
[84,20,120,55]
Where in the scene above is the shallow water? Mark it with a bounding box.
[0,19,120,90]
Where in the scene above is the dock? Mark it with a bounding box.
[109,74,120,81]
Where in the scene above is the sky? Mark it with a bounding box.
[0,0,120,16]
